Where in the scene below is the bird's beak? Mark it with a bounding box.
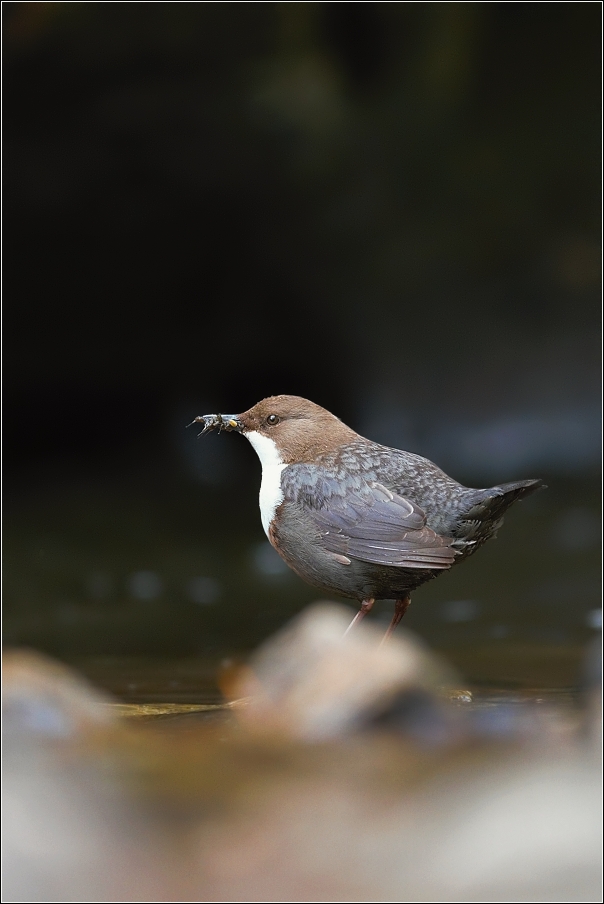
[188,413,243,435]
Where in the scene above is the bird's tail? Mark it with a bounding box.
[467,477,546,524]
[493,477,546,501]
[452,478,546,555]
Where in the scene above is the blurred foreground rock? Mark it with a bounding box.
[2,607,601,903]
[2,650,195,902]
[230,602,458,740]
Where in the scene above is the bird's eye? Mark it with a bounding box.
[266,414,280,426]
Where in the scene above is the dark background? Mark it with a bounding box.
[3,3,600,688]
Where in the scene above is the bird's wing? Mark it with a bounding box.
[282,471,456,570]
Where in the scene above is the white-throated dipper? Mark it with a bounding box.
[192,396,544,639]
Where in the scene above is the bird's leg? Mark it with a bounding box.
[344,598,375,635]
[380,596,411,645]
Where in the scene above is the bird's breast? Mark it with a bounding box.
[245,430,286,537]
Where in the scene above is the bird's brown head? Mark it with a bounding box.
[237,396,357,463]
[195,395,358,464]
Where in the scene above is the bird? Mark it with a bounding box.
[191,395,544,640]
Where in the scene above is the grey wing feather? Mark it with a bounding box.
[304,480,456,570]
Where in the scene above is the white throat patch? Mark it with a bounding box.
[245,431,285,536]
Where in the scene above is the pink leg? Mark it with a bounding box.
[380,596,411,645]
[344,598,375,635]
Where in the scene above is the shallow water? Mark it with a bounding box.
[3,466,600,696]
